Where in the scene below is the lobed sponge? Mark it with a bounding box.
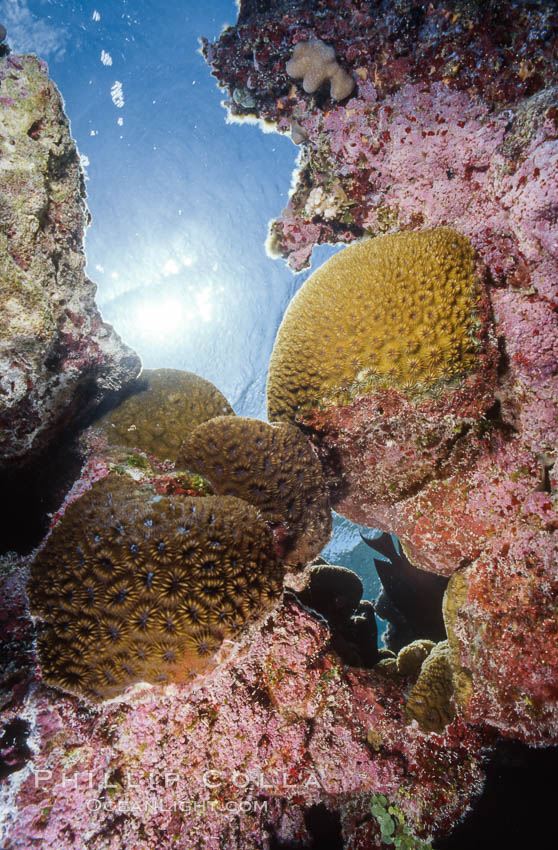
[177,416,332,568]
[27,473,282,701]
[286,39,355,102]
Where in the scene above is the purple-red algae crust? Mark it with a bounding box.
[0,589,486,850]
[0,2,557,847]
[206,0,558,748]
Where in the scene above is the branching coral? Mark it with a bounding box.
[286,39,355,102]
[27,473,282,701]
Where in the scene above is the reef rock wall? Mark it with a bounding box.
[1,4,557,849]
[0,548,486,850]
[0,54,140,467]
[203,0,558,747]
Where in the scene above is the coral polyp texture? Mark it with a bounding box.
[27,473,282,701]
[94,368,234,461]
[396,639,436,677]
[204,0,558,749]
[404,640,455,734]
[0,54,140,465]
[267,227,499,508]
[1,587,488,850]
[286,39,355,101]
[267,227,495,421]
[178,416,332,568]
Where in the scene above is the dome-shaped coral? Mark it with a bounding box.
[94,368,234,461]
[396,639,436,676]
[404,640,455,733]
[177,416,331,569]
[266,228,499,522]
[268,228,495,423]
[28,473,282,701]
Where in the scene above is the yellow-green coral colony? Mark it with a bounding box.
[267,228,485,423]
[95,368,234,461]
[404,640,455,733]
[177,416,332,568]
[28,474,283,701]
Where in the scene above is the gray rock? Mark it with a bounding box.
[0,55,140,467]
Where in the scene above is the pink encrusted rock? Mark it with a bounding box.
[0,54,140,467]
[491,289,558,453]
[444,525,558,746]
[0,583,486,849]
[203,0,558,747]
[322,422,558,744]
[360,433,554,576]
[0,554,37,721]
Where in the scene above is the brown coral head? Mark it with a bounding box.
[266,228,499,522]
[267,228,498,424]
[177,416,332,571]
[404,640,455,733]
[93,368,235,461]
[28,473,283,701]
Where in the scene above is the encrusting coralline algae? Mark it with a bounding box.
[1,1,557,847]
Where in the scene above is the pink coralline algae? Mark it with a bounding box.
[448,526,558,744]
[203,0,558,749]
[0,588,487,850]
[0,3,556,847]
